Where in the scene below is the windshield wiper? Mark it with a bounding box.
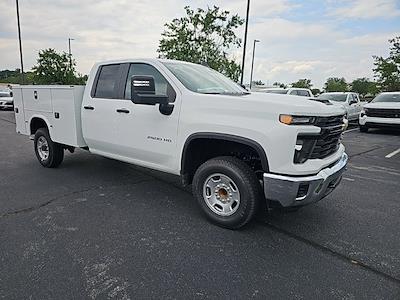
[200,91,250,96]
[222,91,250,96]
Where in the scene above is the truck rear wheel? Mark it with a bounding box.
[192,156,261,229]
[34,128,64,168]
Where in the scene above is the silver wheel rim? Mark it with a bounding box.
[37,136,49,161]
[202,173,241,216]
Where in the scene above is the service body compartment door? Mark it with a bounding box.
[23,88,52,112]
[13,88,28,135]
[51,86,86,147]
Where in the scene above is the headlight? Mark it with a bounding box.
[279,115,316,125]
[360,108,368,117]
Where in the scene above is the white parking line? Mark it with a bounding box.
[343,177,355,182]
[385,148,400,158]
[344,128,359,134]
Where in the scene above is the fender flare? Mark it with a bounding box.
[181,132,269,173]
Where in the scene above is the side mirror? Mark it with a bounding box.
[130,75,174,115]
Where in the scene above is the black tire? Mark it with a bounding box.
[34,128,64,168]
[192,156,262,229]
[359,125,368,133]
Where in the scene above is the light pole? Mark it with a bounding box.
[68,38,74,67]
[249,39,260,90]
[240,0,250,86]
[15,0,24,84]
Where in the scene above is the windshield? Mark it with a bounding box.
[372,93,400,103]
[318,94,347,102]
[162,61,248,95]
[0,92,10,97]
[262,89,288,94]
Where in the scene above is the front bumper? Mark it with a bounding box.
[359,116,400,127]
[0,102,13,110]
[263,152,348,207]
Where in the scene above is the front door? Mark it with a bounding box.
[348,94,359,120]
[112,62,181,173]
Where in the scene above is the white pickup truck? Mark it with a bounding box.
[13,59,348,229]
[318,92,363,122]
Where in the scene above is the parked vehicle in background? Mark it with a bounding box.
[359,92,400,132]
[0,90,13,110]
[258,88,314,98]
[318,92,363,122]
[13,58,347,229]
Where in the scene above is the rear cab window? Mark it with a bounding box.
[92,64,121,99]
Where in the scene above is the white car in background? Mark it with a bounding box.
[318,92,363,122]
[359,92,400,132]
[258,88,314,98]
[0,90,14,110]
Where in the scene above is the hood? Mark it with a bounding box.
[242,92,346,116]
[364,102,400,109]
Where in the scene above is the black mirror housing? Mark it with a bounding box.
[131,75,168,105]
[130,75,174,115]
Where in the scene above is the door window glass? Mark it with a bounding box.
[94,64,121,99]
[125,63,175,102]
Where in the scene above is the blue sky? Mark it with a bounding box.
[0,0,399,88]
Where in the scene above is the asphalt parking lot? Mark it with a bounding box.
[1,111,399,299]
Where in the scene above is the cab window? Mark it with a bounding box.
[124,63,176,102]
[93,64,121,99]
[297,90,310,97]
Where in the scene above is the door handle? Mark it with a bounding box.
[84,106,95,110]
[116,108,130,114]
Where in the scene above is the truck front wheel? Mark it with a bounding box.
[34,128,64,168]
[192,156,261,229]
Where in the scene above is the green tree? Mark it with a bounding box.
[291,78,312,89]
[0,69,34,84]
[311,88,321,96]
[350,77,378,98]
[252,80,265,86]
[157,6,244,81]
[32,48,86,85]
[324,77,348,92]
[373,36,400,92]
[273,82,287,88]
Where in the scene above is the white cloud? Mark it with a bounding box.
[330,0,400,19]
[0,0,397,89]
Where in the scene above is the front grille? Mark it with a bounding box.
[366,108,400,118]
[309,115,344,159]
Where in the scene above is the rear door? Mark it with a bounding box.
[81,63,126,155]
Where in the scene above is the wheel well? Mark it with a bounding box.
[181,134,269,185]
[30,118,48,135]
